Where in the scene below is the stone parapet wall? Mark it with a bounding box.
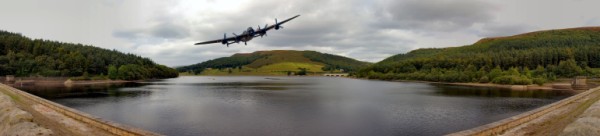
[447,87,600,136]
[0,90,53,135]
[0,83,161,136]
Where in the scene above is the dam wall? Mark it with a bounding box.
[447,87,600,136]
[0,90,53,135]
[0,83,161,136]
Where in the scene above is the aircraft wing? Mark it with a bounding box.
[195,15,300,45]
[194,34,244,45]
[258,15,301,32]
[194,39,227,45]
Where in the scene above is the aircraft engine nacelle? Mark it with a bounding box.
[258,24,268,37]
[221,33,227,44]
[275,18,283,30]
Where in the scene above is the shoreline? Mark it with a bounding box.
[182,74,327,77]
[186,75,583,92]
[2,77,137,88]
[10,75,584,92]
[348,76,582,91]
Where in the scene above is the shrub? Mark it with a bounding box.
[532,78,546,86]
[513,76,533,85]
[479,76,490,83]
[492,76,513,84]
[492,75,532,85]
[557,59,583,77]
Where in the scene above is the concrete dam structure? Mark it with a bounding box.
[0,83,161,136]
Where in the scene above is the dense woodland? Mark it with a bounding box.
[176,50,371,74]
[0,30,178,80]
[358,27,600,85]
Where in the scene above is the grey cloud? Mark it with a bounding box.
[189,0,418,62]
[112,30,140,40]
[112,1,190,43]
[376,0,496,31]
[6,0,599,67]
[585,18,600,26]
[150,22,190,39]
[477,24,534,37]
[189,0,368,49]
[113,20,190,43]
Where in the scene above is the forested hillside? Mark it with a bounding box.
[302,51,371,72]
[177,50,370,75]
[0,30,178,80]
[176,52,268,74]
[358,27,600,85]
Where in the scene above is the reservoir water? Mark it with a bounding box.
[18,76,573,136]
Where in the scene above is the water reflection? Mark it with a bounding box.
[16,76,572,136]
[16,82,150,98]
[433,84,575,98]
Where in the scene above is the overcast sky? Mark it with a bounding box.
[1,0,599,67]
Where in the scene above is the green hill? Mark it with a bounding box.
[177,50,371,75]
[359,27,600,85]
[0,30,178,80]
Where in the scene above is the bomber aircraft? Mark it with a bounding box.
[194,15,300,47]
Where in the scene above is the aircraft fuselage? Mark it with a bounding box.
[240,27,255,42]
[229,27,255,45]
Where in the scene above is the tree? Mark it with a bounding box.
[557,59,583,77]
[488,66,503,80]
[523,67,532,78]
[117,64,148,80]
[533,65,545,77]
[507,67,520,76]
[355,27,600,84]
[297,68,308,75]
[108,65,118,80]
[0,30,178,79]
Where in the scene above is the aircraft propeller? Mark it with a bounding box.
[275,18,283,30]
[222,33,229,47]
[232,33,241,44]
[263,24,268,36]
[257,24,268,38]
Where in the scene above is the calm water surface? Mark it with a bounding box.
[19,76,573,136]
